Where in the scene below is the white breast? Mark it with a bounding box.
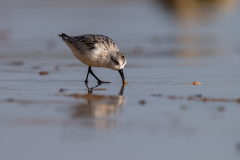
[70,43,105,67]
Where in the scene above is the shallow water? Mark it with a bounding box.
[1,55,240,160]
[1,0,240,160]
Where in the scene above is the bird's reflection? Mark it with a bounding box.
[65,83,126,130]
[71,83,126,119]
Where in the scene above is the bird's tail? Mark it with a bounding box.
[58,33,73,40]
[58,33,75,44]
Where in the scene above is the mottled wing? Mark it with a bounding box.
[73,35,96,50]
[74,34,119,51]
[95,34,119,51]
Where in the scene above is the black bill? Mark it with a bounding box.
[118,69,127,84]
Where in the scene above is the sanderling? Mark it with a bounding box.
[59,33,127,84]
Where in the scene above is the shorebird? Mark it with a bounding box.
[59,33,127,84]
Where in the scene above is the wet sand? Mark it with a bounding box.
[1,55,240,160]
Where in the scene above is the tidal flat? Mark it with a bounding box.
[1,55,240,160]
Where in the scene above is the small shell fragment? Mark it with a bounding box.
[191,81,200,85]
[39,71,49,75]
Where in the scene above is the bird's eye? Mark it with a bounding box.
[114,60,119,65]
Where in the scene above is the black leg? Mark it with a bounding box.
[85,66,91,82]
[85,66,110,83]
[89,67,102,83]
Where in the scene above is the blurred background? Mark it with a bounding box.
[0,0,239,58]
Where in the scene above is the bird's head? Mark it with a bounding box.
[107,51,127,84]
[108,51,127,71]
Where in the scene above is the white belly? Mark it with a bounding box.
[71,47,104,67]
